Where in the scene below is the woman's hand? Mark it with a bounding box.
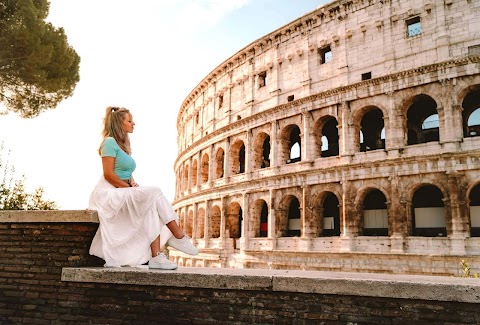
[129,176,139,187]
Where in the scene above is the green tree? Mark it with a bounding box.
[0,143,57,210]
[0,0,80,118]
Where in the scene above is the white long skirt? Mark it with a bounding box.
[88,177,178,267]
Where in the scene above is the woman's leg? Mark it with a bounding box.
[150,220,186,256]
[150,235,161,256]
[166,220,185,239]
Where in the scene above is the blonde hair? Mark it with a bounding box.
[99,106,132,155]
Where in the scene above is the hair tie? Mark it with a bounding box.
[111,107,119,112]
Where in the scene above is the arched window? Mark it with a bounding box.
[322,192,340,236]
[407,95,439,145]
[201,154,209,184]
[360,108,385,152]
[183,165,189,190]
[362,189,388,236]
[462,88,480,137]
[231,140,245,174]
[227,202,242,239]
[214,148,224,179]
[261,136,271,168]
[287,126,301,163]
[412,185,446,237]
[197,208,205,238]
[253,133,270,169]
[210,206,221,238]
[186,210,193,237]
[287,197,301,237]
[320,118,339,157]
[191,159,198,187]
[470,184,480,237]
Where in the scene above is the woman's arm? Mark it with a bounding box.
[102,157,131,188]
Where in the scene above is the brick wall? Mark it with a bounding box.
[1,211,480,324]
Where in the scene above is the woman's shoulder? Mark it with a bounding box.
[102,137,119,147]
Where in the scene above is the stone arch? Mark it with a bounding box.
[251,199,269,237]
[186,209,193,237]
[214,147,225,179]
[313,115,339,158]
[201,153,209,184]
[191,159,198,187]
[178,169,183,192]
[227,201,242,238]
[280,124,302,164]
[210,205,221,238]
[183,164,189,190]
[409,184,447,237]
[197,208,205,238]
[177,257,184,267]
[405,94,440,145]
[277,194,301,237]
[175,170,181,195]
[253,132,271,169]
[467,181,480,237]
[230,140,246,174]
[460,84,480,138]
[180,211,186,230]
[352,106,385,152]
[359,188,389,236]
[312,191,341,237]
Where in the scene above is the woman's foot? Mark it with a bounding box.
[148,253,178,270]
[168,235,199,255]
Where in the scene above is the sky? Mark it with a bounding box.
[0,0,330,209]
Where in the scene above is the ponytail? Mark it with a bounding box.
[98,106,132,155]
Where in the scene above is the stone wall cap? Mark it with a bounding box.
[0,210,99,223]
[62,266,480,303]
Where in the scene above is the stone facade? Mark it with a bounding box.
[172,0,480,275]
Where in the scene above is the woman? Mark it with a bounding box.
[89,106,198,270]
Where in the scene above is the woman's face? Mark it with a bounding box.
[122,113,135,133]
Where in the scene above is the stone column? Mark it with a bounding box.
[448,172,468,255]
[224,137,231,182]
[187,157,193,193]
[196,151,202,188]
[302,109,314,162]
[220,196,226,239]
[192,202,198,243]
[389,176,406,253]
[440,79,463,148]
[208,144,214,187]
[269,189,277,250]
[339,101,353,156]
[301,186,314,238]
[240,192,249,251]
[300,185,313,250]
[340,176,355,252]
[270,121,278,168]
[245,129,252,176]
[405,201,413,237]
[204,200,210,248]
[387,91,406,151]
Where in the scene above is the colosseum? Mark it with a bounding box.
[171,0,480,276]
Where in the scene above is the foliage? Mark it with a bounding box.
[460,260,480,278]
[0,0,80,118]
[0,143,57,210]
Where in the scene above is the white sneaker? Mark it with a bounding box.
[148,253,178,270]
[167,235,199,255]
